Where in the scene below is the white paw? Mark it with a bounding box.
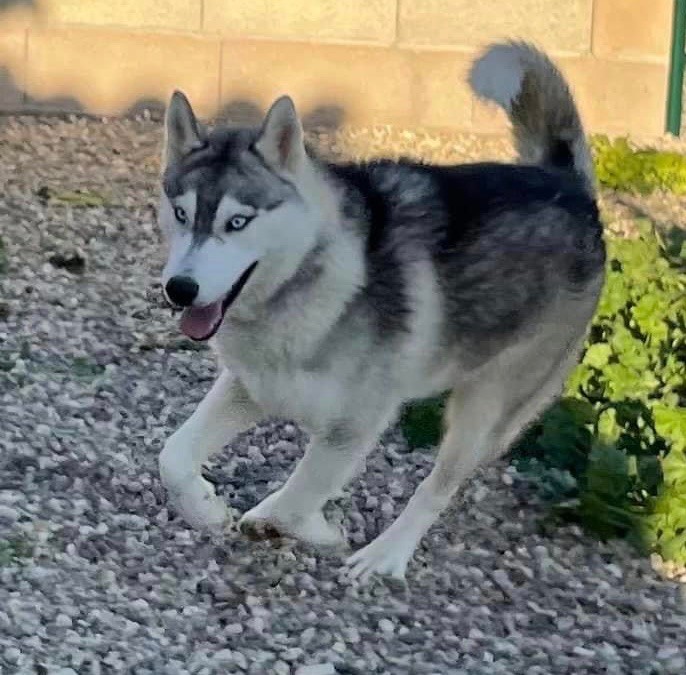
[345,533,414,582]
[166,476,231,531]
[239,490,346,548]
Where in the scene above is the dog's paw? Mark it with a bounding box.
[239,491,346,548]
[344,534,413,582]
[167,477,231,531]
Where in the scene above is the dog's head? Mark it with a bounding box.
[158,91,319,341]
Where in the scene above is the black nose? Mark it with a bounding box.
[165,276,199,307]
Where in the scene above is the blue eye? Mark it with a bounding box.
[227,214,252,232]
[174,206,187,224]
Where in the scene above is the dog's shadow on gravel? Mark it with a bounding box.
[197,419,554,599]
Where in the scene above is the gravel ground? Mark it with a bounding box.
[1,115,685,675]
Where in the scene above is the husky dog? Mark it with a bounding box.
[157,42,605,581]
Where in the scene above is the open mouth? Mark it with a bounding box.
[178,262,258,341]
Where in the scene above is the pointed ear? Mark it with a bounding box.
[254,96,305,173]
[163,90,205,166]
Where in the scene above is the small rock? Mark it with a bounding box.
[472,485,489,502]
[556,616,574,631]
[658,646,681,660]
[342,627,360,644]
[274,661,290,675]
[300,627,316,645]
[665,656,686,674]
[4,647,21,663]
[0,505,19,523]
[637,596,660,612]
[213,649,234,662]
[247,617,265,633]
[378,618,395,634]
[55,613,73,628]
[295,665,336,675]
[282,647,304,661]
[131,598,150,614]
[232,652,248,670]
[380,501,394,518]
[0,611,10,630]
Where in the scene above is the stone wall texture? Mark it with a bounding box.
[0,0,677,136]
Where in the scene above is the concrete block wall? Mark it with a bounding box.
[0,0,676,136]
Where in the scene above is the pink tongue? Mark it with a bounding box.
[179,301,223,340]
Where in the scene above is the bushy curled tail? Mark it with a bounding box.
[469,41,595,196]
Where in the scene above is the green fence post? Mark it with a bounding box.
[666,0,686,135]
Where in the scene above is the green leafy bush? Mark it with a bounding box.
[400,220,686,564]
[592,135,686,194]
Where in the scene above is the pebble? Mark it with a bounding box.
[295,665,336,675]
[282,647,304,661]
[4,647,21,663]
[55,613,73,628]
[274,661,290,675]
[378,619,395,634]
[0,505,19,523]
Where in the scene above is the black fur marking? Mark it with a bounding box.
[547,139,575,170]
[325,159,604,355]
[328,162,411,338]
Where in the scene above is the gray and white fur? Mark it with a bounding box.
[156,41,605,581]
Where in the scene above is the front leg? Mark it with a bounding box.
[159,369,260,529]
[239,411,395,548]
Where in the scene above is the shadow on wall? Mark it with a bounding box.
[0,0,346,132]
[0,66,346,134]
[0,0,39,22]
[0,66,84,116]
[218,100,345,130]
[0,0,35,10]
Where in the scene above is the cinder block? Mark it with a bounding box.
[471,98,510,134]
[205,0,396,44]
[0,30,27,109]
[562,57,669,136]
[26,28,220,116]
[592,0,672,61]
[398,0,593,54]
[43,1,202,31]
[409,51,474,129]
[220,40,415,126]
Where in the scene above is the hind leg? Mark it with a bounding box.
[345,337,584,581]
